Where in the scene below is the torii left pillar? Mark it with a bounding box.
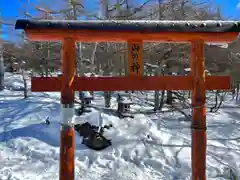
[59,37,76,180]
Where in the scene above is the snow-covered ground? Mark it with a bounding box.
[0,73,240,180]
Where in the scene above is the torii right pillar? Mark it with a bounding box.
[191,40,206,180]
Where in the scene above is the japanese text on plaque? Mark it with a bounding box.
[130,44,141,74]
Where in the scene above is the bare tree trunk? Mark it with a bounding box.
[236,84,239,100]
[154,90,160,110]
[154,67,161,110]
[103,60,111,107]
[124,50,128,76]
[166,63,173,105]
[104,91,111,108]
[67,0,82,74]
[0,46,4,91]
[232,84,236,100]
[210,91,225,113]
[46,41,50,77]
[91,42,98,73]
[101,0,108,19]
[0,12,4,91]
[210,90,218,112]
[167,90,173,105]
[21,69,28,99]
[100,0,112,107]
[159,90,165,110]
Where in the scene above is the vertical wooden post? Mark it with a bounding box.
[127,40,143,76]
[191,40,207,180]
[60,38,76,180]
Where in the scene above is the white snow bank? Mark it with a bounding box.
[0,73,240,179]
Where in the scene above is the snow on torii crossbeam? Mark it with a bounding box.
[15,19,240,180]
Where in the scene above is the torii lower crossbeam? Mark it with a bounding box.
[31,75,231,92]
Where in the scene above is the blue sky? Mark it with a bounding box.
[1,0,100,41]
[1,0,240,42]
[215,0,240,18]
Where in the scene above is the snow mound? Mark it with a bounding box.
[0,73,240,179]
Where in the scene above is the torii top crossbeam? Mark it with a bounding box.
[15,20,240,42]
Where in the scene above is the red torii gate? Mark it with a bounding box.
[15,20,240,180]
